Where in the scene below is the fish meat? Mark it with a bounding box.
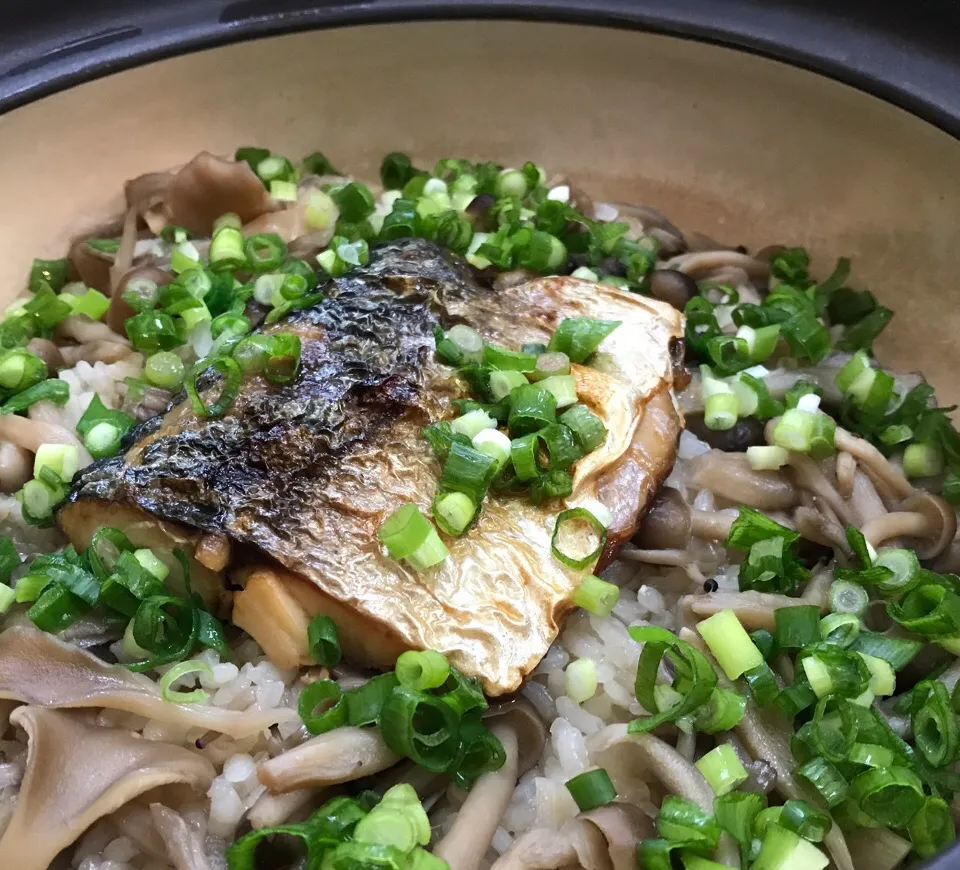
[60,240,684,694]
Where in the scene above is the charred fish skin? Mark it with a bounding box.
[67,246,456,533]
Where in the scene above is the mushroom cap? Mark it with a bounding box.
[902,491,958,560]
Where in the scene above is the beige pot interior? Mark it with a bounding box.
[0,21,958,402]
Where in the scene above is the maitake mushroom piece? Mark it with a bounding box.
[0,627,297,739]
[0,707,214,870]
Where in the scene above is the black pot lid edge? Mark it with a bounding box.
[2,0,960,142]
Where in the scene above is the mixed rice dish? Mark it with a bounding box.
[0,147,957,870]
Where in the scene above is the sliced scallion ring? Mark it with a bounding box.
[299,679,347,735]
[158,660,212,704]
[550,508,607,570]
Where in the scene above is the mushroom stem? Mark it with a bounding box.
[257,726,400,793]
[783,452,855,525]
[433,721,519,870]
[682,590,820,632]
[835,428,913,500]
[248,788,325,828]
[861,511,934,547]
[835,451,856,499]
[690,509,735,541]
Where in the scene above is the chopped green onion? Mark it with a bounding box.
[508,384,557,436]
[887,583,960,637]
[134,549,168,581]
[629,625,717,733]
[744,662,780,705]
[303,151,341,177]
[911,680,958,768]
[379,504,432,558]
[529,351,571,382]
[471,428,511,469]
[705,392,738,431]
[536,375,578,409]
[795,757,848,807]
[450,409,496,440]
[706,334,751,376]
[851,766,924,827]
[904,441,944,478]
[775,605,821,649]
[125,310,182,353]
[819,612,860,647]
[440,442,497,505]
[657,795,721,850]
[547,317,620,363]
[559,404,607,452]
[209,226,246,271]
[299,679,347,734]
[15,573,49,604]
[551,508,607,570]
[694,686,747,733]
[848,631,921,671]
[185,356,241,419]
[714,791,766,847]
[270,179,297,201]
[488,370,528,402]
[828,579,869,616]
[696,609,764,679]
[565,768,617,811]
[159,660,212,704]
[695,744,748,795]
[753,824,828,870]
[432,491,476,536]
[308,615,341,666]
[379,687,460,772]
[345,673,399,726]
[565,658,598,703]
[0,349,45,394]
[330,182,375,222]
[908,796,956,858]
[573,574,619,616]
[747,445,789,470]
[29,258,70,294]
[738,323,781,363]
[33,444,78,483]
[483,344,536,372]
[396,650,450,692]
[244,233,287,273]
[144,351,186,389]
[380,152,417,189]
[858,652,895,696]
[19,476,64,523]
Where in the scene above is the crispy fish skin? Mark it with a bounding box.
[61,240,683,694]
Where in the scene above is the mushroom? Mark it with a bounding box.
[612,202,687,257]
[793,506,850,556]
[690,451,799,511]
[682,590,821,632]
[664,250,770,283]
[844,826,912,870]
[781,451,855,525]
[25,338,64,373]
[686,415,766,452]
[850,470,890,523]
[632,486,691,550]
[835,451,856,499]
[0,414,91,464]
[0,442,32,494]
[125,170,175,234]
[165,152,276,236]
[834,428,913,501]
[579,805,654,870]
[645,270,697,311]
[690,509,736,541]
[59,340,136,366]
[55,314,131,346]
[588,725,739,866]
[0,706,214,870]
[242,186,338,259]
[861,492,956,558]
[108,265,175,335]
[490,819,610,870]
[257,726,400,793]
[150,804,213,870]
[249,788,327,829]
[68,236,114,292]
[0,626,296,739]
